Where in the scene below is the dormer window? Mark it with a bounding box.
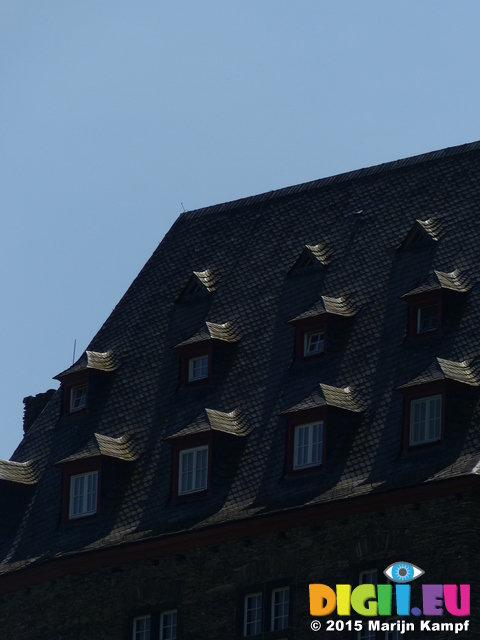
[304,331,324,356]
[54,349,119,417]
[397,357,480,450]
[178,446,208,494]
[289,296,355,361]
[417,304,439,334]
[188,355,209,382]
[294,422,323,469]
[281,383,363,475]
[174,321,239,386]
[166,408,248,500]
[409,395,442,446]
[70,385,86,412]
[69,471,98,519]
[57,432,136,523]
[401,270,470,337]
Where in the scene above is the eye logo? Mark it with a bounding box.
[384,561,424,583]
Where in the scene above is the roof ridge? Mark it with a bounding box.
[178,140,480,222]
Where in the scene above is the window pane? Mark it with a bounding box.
[294,423,323,468]
[179,447,208,494]
[86,472,97,513]
[195,448,207,489]
[161,610,177,640]
[70,472,97,517]
[70,385,86,411]
[305,331,324,355]
[359,570,377,585]
[296,425,309,467]
[428,397,441,440]
[181,452,194,492]
[73,476,84,515]
[410,396,442,445]
[272,587,289,630]
[311,423,323,463]
[245,594,262,636]
[133,616,150,640]
[189,355,208,381]
[418,305,438,333]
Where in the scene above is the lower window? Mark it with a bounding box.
[293,422,323,469]
[271,586,289,630]
[244,593,262,636]
[385,622,403,640]
[357,570,377,640]
[409,396,442,445]
[133,615,151,640]
[160,610,177,640]
[69,471,98,518]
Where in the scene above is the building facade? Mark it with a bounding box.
[1,142,480,639]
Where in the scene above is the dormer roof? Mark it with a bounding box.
[0,460,37,486]
[280,384,365,415]
[54,350,119,381]
[165,408,250,440]
[289,243,332,273]
[179,268,219,299]
[56,433,138,465]
[174,321,240,349]
[288,296,356,323]
[401,269,470,299]
[397,358,480,391]
[397,218,442,250]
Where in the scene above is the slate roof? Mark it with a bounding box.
[4,139,480,575]
[0,460,37,486]
[401,269,471,298]
[289,243,333,271]
[397,217,443,249]
[288,296,356,322]
[397,358,480,390]
[54,350,119,380]
[174,321,240,348]
[166,409,250,439]
[280,384,364,414]
[56,433,139,464]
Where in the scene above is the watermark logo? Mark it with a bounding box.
[309,562,470,634]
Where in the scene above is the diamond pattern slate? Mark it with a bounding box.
[3,140,480,575]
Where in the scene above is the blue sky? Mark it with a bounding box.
[2,1,480,460]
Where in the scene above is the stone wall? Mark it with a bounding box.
[0,493,477,640]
